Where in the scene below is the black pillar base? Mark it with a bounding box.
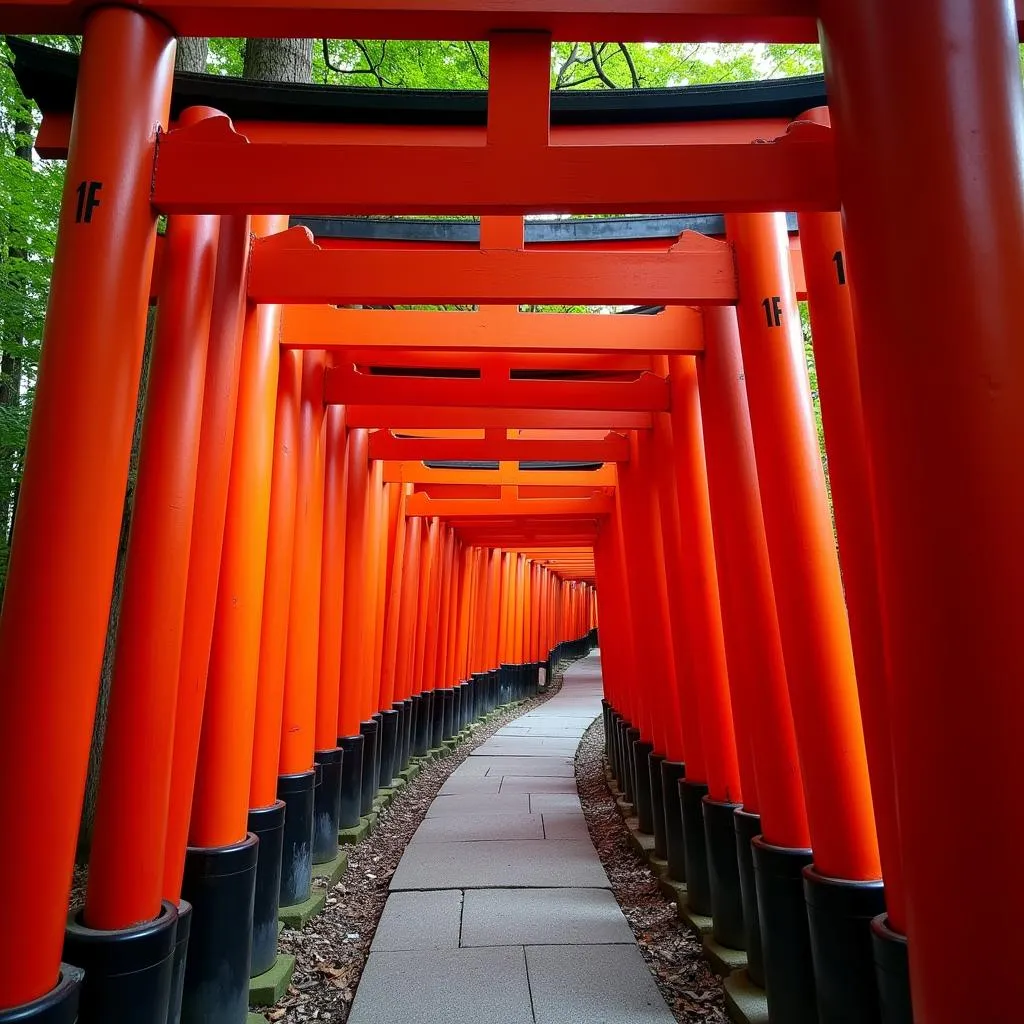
[407,692,423,757]
[608,712,622,787]
[377,709,399,790]
[624,726,641,804]
[680,779,712,915]
[734,808,765,988]
[413,692,431,757]
[0,966,83,1023]
[490,669,500,711]
[337,734,364,829]
[601,700,611,757]
[468,677,479,722]
[752,837,818,1024]
[632,740,655,834]
[312,748,343,865]
[180,834,259,1024]
[661,762,687,882]
[804,865,885,1023]
[618,721,634,803]
[460,681,472,729]
[871,914,912,1024]
[441,688,456,740]
[702,797,745,950]
[168,899,190,1024]
[431,689,446,748]
[64,900,178,1024]
[358,718,380,817]
[277,770,315,907]
[247,800,286,977]
[452,684,463,733]
[649,752,667,860]
[399,699,413,770]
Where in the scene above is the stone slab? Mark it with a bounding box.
[497,776,580,795]
[412,812,545,843]
[247,1014,267,1024]
[541,811,591,841]
[479,756,575,778]
[371,890,463,951]
[460,888,633,947]
[348,947,533,1024]
[425,793,531,818]
[528,793,584,814]
[279,888,327,929]
[390,839,609,891]
[248,953,296,1006]
[471,739,580,757]
[525,944,676,1024]
[312,847,348,887]
[724,969,770,1024]
[436,776,502,796]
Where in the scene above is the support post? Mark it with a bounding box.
[0,8,174,1014]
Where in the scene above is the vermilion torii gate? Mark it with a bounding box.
[0,5,1021,1024]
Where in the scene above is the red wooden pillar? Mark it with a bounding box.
[366,460,387,718]
[0,11,173,1010]
[337,429,369,740]
[692,310,814,1002]
[799,210,906,936]
[86,195,220,930]
[818,5,1024,1018]
[728,211,881,1016]
[248,351,301,816]
[193,215,286,982]
[315,403,349,839]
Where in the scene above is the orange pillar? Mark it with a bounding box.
[337,428,369,739]
[316,404,349,750]
[85,197,220,932]
[248,351,301,813]
[381,490,410,711]
[162,211,254,897]
[799,210,906,935]
[728,212,881,1016]
[728,213,878,878]
[0,11,173,1007]
[819,4,1024,1018]
[189,216,285,982]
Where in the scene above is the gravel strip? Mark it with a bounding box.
[574,718,729,1024]
[268,666,572,1022]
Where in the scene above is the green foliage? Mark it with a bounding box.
[0,37,66,581]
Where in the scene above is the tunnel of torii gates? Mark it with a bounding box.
[0,4,1021,1024]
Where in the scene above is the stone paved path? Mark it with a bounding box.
[348,652,676,1024]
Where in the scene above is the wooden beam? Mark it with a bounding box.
[281,305,703,354]
[406,493,612,516]
[368,430,630,462]
[344,406,653,430]
[154,116,836,217]
[250,226,735,306]
[0,0,824,42]
[326,365,669,412]
[385,462,616,486]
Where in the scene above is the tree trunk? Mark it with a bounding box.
[175,37,209,74]
[244,38,314,82]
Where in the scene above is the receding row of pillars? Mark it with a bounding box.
[2,4,1024,1024]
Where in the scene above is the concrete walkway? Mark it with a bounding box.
[348,652,676,1024]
